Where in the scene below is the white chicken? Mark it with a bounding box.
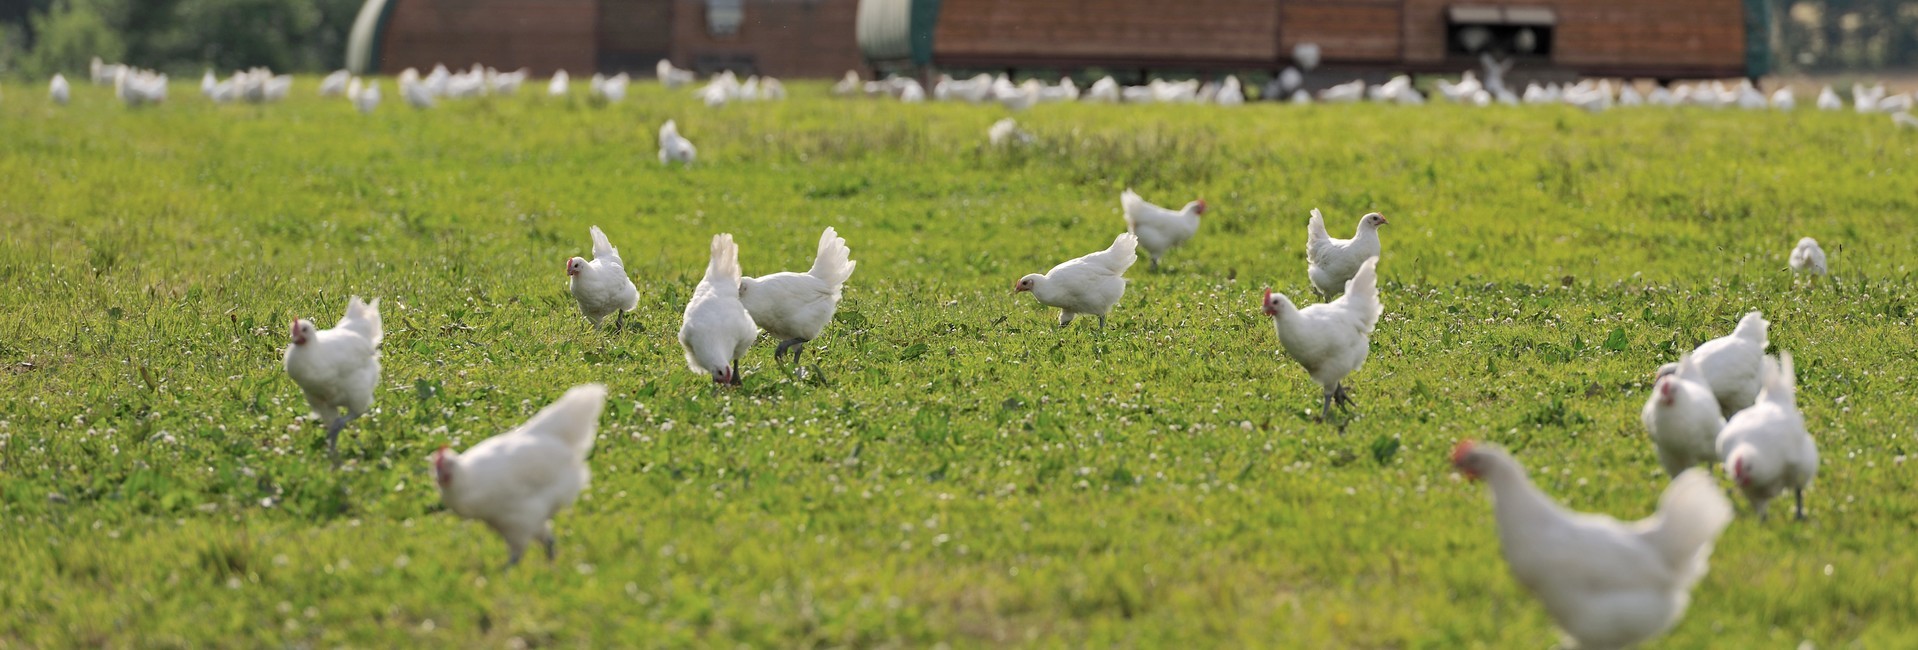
[1452,441,1732,650]
[1120,189,1205,270]
[1305,208,1387,298]
[1642,354,1726,478]
[1014,233,1138,329]
[284,296,382,460]
[1816,85,1842,111]
[656,59,696,88]
[1717,352,1819,521]
[988,118,1033,147]
[679,234,758,385]
[567,226,640,329]
[1789,237,1827,278]
[318,69,350,97]
[739,227,857,365]
[1656,311,1767,418]
[402,76,434,109]
[659,119,697,166]
[431,383,604,567]
[1263,256,1381,420]
[49,74,69,105]
[353,80,381,114]
[548,70,570,97]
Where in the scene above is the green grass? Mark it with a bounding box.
[2,78,1916,648]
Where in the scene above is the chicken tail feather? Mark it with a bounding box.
[339,296,382,346]
[1640,468,1733,574]
[518,384,607,457]
[807,227,857,296]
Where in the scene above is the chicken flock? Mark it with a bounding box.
[43,57,1851,647]
[271,171,1826,646]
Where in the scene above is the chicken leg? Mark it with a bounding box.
[774,338,806,364]
[325,416,350,461]
[1794,489,1807,521]
[540,523,557,560]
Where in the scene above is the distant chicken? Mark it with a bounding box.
[679,234,758,385]
[351,79,381,114]
[1453,442,1732,650]
[656,59,696,88]
[1264,256,1381,420]
[1305,208,1387,298]
[49,74,69,105]
[1642,354,1726,478]
[567,226,639,329]
[988,118,1033,147]
[1717,352,1819,521]
[1789,237,1827,277]
[1816,85,1842,111]
[548,70,570,97]
[1120,189,1205,270]
[659,119,697,166]
[1014,233,1139,329]
[432,384,605,567]
[739,227,857,365]
[284,296,382,459]
[1656,311,1767,418]
[318,69,350,97]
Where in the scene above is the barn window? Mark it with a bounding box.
[1446,5,1556,58]
[707,0,744,36]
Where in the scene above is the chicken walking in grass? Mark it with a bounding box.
[1789,237,1827,282]
[432,384,604,568]
[1716,352,1819,521]
[1642,354,1726,478]
[284,296,382,461]
[1453,441,1732,650]
[739,227,856,367]
[1264,256,1382,422]
[1656,311,1767,418]
[1306,208,1387,298]
[679,234,758,385]
[567,226,639,330]
[659,119,697,166]
[1120,189,1205,270]
[1014,233,1139,330]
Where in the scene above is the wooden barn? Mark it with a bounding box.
[345,0,866,78]
[857,0,1771,80]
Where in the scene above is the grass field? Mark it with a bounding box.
[2,79,1916,648]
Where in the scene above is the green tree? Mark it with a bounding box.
[19,0,121,78]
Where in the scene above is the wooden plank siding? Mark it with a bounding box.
[1280,2,1402,63]
[379,0,598,75]
[600,0,676,71]
[932,0,1280,65]
[1400,0,1746,73]
[670,0,867,78]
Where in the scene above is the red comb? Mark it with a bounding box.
[1451,440,1477,465]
